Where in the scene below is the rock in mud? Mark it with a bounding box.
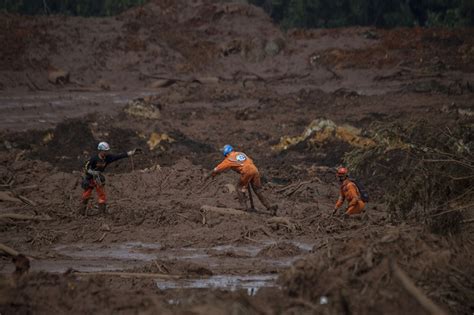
[264,38,285,57]
[47,67,70,85]
[96,79,111,90]
[149,79,175,88]
[195,77,219,85]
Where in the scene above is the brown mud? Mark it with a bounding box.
[1,1,473,314]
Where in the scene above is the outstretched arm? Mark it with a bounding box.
[346,183,360,207]
[105,152,129,163]
[106,148,140,164]
[333,191,345,214]
[212,158,232,176]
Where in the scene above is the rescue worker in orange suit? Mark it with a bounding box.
[210,145,278,215]
[333,167,365,215]
[80,141,137,215]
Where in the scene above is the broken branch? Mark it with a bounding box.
[0,243,20,257]
[0,213,52,221]
[391,262,447,315]
[200,205,250,216]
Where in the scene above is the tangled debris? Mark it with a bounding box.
[279,224,472,314]
[123,97,161,120]
[344,119,473,233]
[146,132,175,151]
[272,118,374,152]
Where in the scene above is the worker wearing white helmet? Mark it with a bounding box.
[80,142,139,215]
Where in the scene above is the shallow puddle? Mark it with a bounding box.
[55,242,162,261]
[156,274,278,295]
[0,241,313,274]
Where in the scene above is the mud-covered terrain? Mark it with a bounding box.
[0,1,473,314]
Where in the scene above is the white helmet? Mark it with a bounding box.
[97,141,110,151]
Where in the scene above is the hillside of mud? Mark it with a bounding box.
[1,0,473,314]
[1,0,473,94]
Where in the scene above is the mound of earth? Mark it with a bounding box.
[0,1,473,314]
[279,226,472,315]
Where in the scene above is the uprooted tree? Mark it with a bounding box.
[344,118,473,233]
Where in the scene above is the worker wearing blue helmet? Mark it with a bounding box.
[210,144,278,215]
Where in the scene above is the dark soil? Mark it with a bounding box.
[0,1,473,314]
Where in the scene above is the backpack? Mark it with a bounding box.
[351,178,369,203]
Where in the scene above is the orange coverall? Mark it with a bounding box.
[82,179,106,204]
[213,151,262,189]
[335,179,365,215]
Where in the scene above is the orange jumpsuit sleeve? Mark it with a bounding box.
[213,158,233,173]
[346,182,360,207]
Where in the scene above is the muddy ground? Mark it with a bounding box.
[0,1,473,314]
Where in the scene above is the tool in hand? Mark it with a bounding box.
[248,183,256,212]
[129,148,143,172]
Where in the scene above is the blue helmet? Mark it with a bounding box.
[222,144,233,156]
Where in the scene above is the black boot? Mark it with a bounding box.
[98,203,107,215]
[236,189,249,211]
[79,199,89,216]
[254,189,278,215]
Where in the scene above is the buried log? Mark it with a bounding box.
[200,205,250,225]
[0,243,20,257]
[200,205,250,216]
[391,262,448,315]
[140,72,220,87]
[72,271,181,280]
[0,191,38,206]
[0,191,22,203]
[0,213,52,221]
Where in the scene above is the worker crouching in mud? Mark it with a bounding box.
[79,142,138,215]
[333,167,365,216]
[210,144,278,215]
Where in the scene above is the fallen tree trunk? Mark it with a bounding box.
[12,185,38,192]
[200,205,249,216]
[73,271,181,280]
[200,205,250,225]
[0,243,20,257]
[391,262,447,315]
[0,191,22,203]
[0,213,52,221]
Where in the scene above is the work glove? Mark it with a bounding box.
[87,169,101,176]
[128,148,142,156]
[94,174,105,186]
[204,171,217,181]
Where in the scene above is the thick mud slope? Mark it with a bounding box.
[0,1,473,314]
